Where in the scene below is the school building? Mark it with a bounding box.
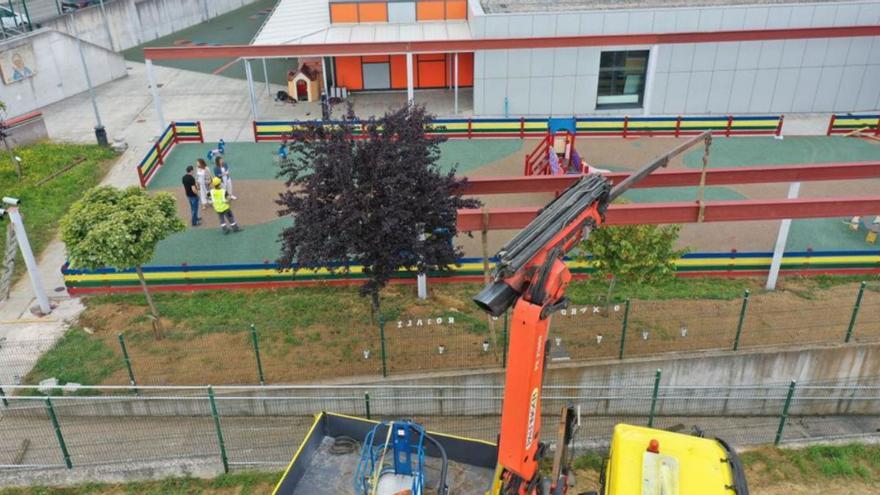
[248,0,880,117]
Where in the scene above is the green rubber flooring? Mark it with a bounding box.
[682,136,880,168]
[152,218,287,266]
[123,0,294,85]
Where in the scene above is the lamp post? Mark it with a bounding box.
[1,198,51,315]
[70,12,108,146]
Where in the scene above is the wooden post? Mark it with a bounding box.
[674,115,682,138]
[874,116,880,136]
[725,115,733,137]
[622,115,629,138]
[154,142,163,165]
[253,121,260,142]
[467,118,473,139]
[197,121,205,143]
[826,115,836,136]
[481,207,490,286]
[775,114,785,137]
[520,117,525,139]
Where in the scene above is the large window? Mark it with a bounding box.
[596,50,649,109]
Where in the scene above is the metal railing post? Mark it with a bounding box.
[774,380,797,446]
[618,299,630,360]
[647,369,662,428]
[379,316,388,378]
[845,281,867,343]
[732,289,750,351]
[364,391,371,420]
[0,386,8,407]
[250,324,266,385]
[117,333,138,395]
[502,310,509,368]
[45,397,72,469]
[207,386,229,473]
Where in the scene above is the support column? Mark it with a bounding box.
[262,58,270,97]
[766,182,801,290]
[406,52,414,104]
[641,44,660,116]
[244,58,259,120]
[322,57,330,96]
[454,52,459,115]
[7,207,51,315]
[145,59,165,134]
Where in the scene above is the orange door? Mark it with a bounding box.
[335,56,363,90]
[417,54,446,88]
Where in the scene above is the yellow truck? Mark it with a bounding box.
[592,424,749,495]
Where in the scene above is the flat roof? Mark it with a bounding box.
[481,0,858,14]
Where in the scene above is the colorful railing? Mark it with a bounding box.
[826,114,880,135]
[136,121,204,187]
[253,114,784,142]
[62,250,879,294]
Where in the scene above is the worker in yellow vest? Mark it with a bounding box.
[210,177,241,234]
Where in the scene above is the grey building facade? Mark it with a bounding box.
[468,0,880,116]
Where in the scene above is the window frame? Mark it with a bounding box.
[595,50,650,110]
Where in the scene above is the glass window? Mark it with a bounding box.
[596,50,649,109]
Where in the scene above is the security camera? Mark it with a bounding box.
[13,156,21,163]
[2,197,19,206]
[0,208,6,218]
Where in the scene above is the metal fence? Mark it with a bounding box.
[1,373,880,473]
[2,282,876,387]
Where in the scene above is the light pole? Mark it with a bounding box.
[70,12,108,146]
[1,198,51,315]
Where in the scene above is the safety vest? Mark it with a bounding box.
[211,188,229,212]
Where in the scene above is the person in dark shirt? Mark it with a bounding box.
[182,166,201,226]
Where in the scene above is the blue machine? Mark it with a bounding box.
[354,420,447,495]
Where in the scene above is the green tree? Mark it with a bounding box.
[580,221,688,308]
[61,186,184,339]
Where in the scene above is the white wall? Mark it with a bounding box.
[0,30,127,117]
[43,0,262,52]
[472,1,880,116]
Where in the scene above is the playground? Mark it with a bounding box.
[141,133,880,268]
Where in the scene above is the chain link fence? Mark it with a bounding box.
[2,281,876,387]
[1,373,880,473]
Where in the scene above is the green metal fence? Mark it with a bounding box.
[1,374,880,472]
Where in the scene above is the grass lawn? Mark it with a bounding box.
[22,275,879,386]
[0,471,279,495]
[0,142,117,280]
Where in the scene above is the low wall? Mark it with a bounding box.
[0,112,48,148]
[0,30,127,118]
[44,0,263,52]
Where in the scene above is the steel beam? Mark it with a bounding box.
[143,25,880,60]
[462,162,880,195]
[457,196,880,231]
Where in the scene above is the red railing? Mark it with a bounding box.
[523,134,552,176]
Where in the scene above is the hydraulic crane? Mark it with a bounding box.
[474,132,749,495]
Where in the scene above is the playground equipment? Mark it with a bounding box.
[475,131,748,494]
[354,420,448,495]
[523,130,587,176]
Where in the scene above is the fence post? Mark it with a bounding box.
[674,115,681,138]
[0,386,7,407]
[364,391,371,420]
[250,324,266,385]
[117,333,138,395]
[502,310,509,368]
[775,114,785,137]
[845,281,867,343]
[379,315,388,378]
[647,369,662,428]
[774,380,797,446]
[725,115,733,137]
[207,386,229,473]
[825,115,836,136]
[618,299,630,360]
[732,289,750,351]
[45,397,72,469]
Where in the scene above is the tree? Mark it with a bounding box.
[61,186,184,339]
[580,217,688,307]
[276,104,480,319]
[0,100,21,180]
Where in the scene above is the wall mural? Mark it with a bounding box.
[0,44,36,85]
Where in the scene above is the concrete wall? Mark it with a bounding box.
[43,0,262,52]
[0,30,127,118]
[471,0,880,116]
[0,114,49,147]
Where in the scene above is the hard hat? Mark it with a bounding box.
[212,177,222,187]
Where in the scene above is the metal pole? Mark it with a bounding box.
[45,397,72,469]
[145,59,166,135]
[453,52,459,115]
[417,233,427,299]
[262,58,271,97]
[618,299,630,360]
[364,391,371,420]
[502,310,508,368]
[647,368,662,427]
[406,52,414,104]
[0,386,8,407]
[207,386,229,473]
[732,289,750,351]
[244,58,259,120]
[379,315,388,378]
[71,13,107,146]
[774,380,797,446]
[845,281,867,343]
[321,57,330,99]
[766,182,800,290]
[117,333,138,395]
[21,0,33,31]
[250,324,266,385]
[7,207,51,315]
[98,0,114,51]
